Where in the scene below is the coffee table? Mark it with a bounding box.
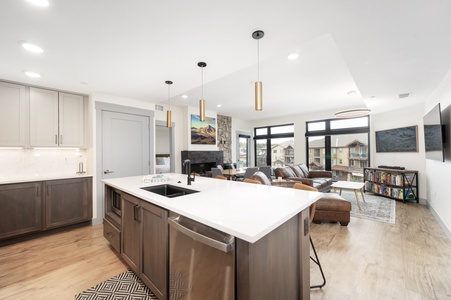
[331,181,365,210]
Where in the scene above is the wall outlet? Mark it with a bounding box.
[65,157,77,163]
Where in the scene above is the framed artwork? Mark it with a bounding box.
[375,125,418,152]
[191,114,216,145]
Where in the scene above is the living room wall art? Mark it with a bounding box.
[375,125,418,152]
[191,114,216,145]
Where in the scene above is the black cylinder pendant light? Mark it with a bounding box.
[165,80,173,128]
[253,30,264,111]
[198,62,207,121]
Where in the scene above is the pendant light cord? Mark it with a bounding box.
[201,66,204,99]
[168,84,171,109]
[257,39,260,81]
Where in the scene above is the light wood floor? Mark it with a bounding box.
[310,202,451,300]
[0,202,450,300]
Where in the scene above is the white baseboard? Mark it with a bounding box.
[426,199,451,242]
[91,217,103,226]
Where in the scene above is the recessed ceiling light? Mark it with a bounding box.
[20,41,43,53]
[27,0,49,7]
[217,104,222,108]
[24,71,41,78]
[347,90,356,96]
[287,53,299,60]
[80,82,88,85]
[181,95,188,99]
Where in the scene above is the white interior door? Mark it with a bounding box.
[102,111,150,179]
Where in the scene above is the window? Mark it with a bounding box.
[237,133,251,168]
[306,116,370,182]
[254,124,294,167]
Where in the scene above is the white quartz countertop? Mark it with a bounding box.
[102,173,321,243]
[0,174,93,184]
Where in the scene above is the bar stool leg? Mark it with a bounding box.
[310,236,326,289]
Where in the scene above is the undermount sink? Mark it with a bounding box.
[141,184,199,198]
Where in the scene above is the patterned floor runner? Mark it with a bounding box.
[75,270,158,300]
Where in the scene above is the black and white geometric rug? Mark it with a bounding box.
[75,270,158,300]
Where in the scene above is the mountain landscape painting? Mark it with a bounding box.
[191,114,216,145]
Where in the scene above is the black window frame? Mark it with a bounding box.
[254,123,294,167]
[305,116,370,171]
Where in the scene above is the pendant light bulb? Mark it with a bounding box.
[252,30,264,111]
[198,62,207,121]
[165,80,173,128]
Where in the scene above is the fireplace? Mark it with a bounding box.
[181,151,224,176]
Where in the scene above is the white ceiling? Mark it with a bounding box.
[1,1,451,121]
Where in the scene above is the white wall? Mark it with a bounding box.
[424,70,451,238]
[370,104,427,200]
[155,126,170,154]
[231,117,253,165]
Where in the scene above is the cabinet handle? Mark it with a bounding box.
[36,186,40,197]
[134,205,141,222]
[47,185,50,196]
[55,134,58,145]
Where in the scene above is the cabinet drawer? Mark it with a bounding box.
[103,218,121,253]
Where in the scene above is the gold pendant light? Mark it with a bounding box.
[165,80,173,128]
[198,62,207,121]
[253,30,264,111]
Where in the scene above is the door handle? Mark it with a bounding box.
[104,170,114,174]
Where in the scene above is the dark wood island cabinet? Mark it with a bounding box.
[121,192,169,300]
[103,175,317,300]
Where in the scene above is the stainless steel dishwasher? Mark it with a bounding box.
[169,215,235,300]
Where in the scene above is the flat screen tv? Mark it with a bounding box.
[423,103,445,162]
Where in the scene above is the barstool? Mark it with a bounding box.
[293,183,326,289]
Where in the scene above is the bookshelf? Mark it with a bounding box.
[364,167,418,203]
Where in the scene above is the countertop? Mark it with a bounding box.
[102,173,321,243]
[0,174,93,185]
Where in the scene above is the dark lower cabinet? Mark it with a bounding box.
[121,193,168,300]
[0,182,42,239]
[45,178,92,229]
[140,200,168,300]
[0,177,92,242]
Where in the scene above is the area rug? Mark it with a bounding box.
[338,190,396,224]
[75,270,158,300]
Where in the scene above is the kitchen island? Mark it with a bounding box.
[103,173,321,300]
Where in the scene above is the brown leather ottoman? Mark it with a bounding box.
[313,193,351,226]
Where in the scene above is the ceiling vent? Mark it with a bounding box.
[398,92,411,99]
[155,104,164,111]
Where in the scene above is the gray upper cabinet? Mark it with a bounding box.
[0,82,27,147]
[30,87,85,147]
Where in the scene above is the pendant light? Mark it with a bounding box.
[252,30,264,111]
[165,80,173,128]
[198,62,207,121]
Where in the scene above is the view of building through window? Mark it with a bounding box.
[254,124,294,167]
[308,133,368,182]
[306,116,370,183]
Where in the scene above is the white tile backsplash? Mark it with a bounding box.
[0,148,88,181]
